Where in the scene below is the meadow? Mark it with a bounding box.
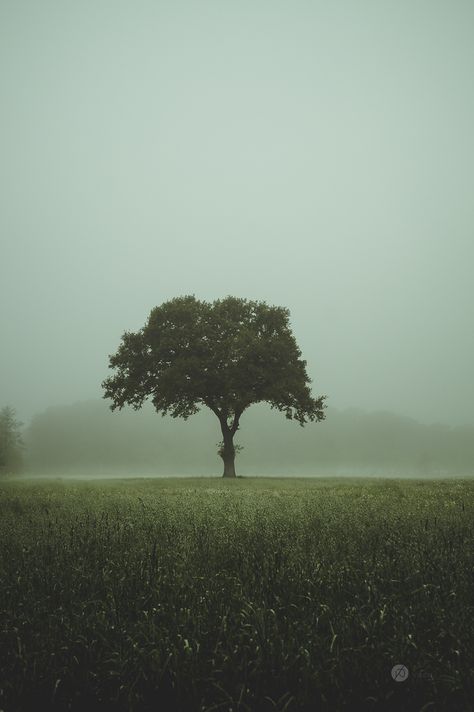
[0,477,473,711]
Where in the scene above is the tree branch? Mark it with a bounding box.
[203,398,222,421]
[230,404,246,434]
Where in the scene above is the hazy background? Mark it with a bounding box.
[1,1,474,457]
[24,400,474,477]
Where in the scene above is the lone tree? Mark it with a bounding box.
[102,296,326,477]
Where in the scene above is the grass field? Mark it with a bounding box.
[0,477,473,711]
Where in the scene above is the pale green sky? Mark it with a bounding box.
[1,0,473,426]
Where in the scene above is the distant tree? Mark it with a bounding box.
[102,296,326,477]
[0,406,23,474]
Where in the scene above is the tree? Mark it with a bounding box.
[102,296,326,477]
[0,406,23,474]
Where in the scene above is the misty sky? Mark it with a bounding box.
[1,0,474,427]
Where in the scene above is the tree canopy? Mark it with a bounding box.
[102,295,326,476]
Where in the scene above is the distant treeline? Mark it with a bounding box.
[23,400,474,476]
[0,406,23,474]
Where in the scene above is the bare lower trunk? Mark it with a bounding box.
[221,425,236,478]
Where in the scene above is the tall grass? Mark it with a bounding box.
[0,477,473,711]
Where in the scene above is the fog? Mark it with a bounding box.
[24,399,474,477]
[2,2,474,461]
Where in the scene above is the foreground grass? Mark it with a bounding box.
[0,477,473,711]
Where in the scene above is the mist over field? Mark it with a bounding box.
[23,399,474,477]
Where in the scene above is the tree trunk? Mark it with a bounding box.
[221,425,236,478]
